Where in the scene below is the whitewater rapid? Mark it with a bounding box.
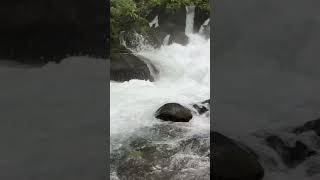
[110,34,210,142]
[110,34,210,180]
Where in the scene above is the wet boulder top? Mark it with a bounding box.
[0,0,108,62]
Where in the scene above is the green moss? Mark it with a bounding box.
[129,150,143,158]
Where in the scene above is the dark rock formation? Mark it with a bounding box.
[144,5,209,47]
[0,0,107,64]
[194,7,210,33]
[169,32,189,46]
[193,104,209,115]
[294,118,320,136]
[265,135,317,168]
[202,99,210,104]
[155,103,193,122]
[193,99,210,115]
[212,131,264,180]
[110,53,154,82]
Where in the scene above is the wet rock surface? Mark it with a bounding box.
[169,32,189,46]
[110,53,155,82]
[111,124,210,180]
[192,99,210,115]
[212,132,264,180]
[143,5,209,47]
[155,103,193,122]
[294,118,320,136]
[265,135,317,168]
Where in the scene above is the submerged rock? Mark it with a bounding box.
[212,131,264,180]
[294,118,320,136]
[265,135,317,168]
[110,53,154,82]
[113,131,209,180]
[155,103,193,122]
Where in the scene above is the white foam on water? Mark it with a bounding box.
[110,34,210,140]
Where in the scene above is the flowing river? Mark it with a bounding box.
[110,9,211,179]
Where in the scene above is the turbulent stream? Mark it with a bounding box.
[110,7,210,180]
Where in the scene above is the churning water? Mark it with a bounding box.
[110,11,210,179]
[110,34,210,137]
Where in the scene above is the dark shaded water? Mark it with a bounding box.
[213,0,320,179]
[213,0,320,133]
[0,57,107,180]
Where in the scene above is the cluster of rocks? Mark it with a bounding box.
[213,118,320,180]
[263,119,320,169]
[153,98,320,180]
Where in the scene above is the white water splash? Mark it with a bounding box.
[185,5,196,35]
[110,34,210,139]
[149,15,159,28]
[163,34,171,46]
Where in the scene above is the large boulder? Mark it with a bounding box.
[0,0,107,63]
[155,103,193,122]
[212,132,264,180]
[110,53,155,82]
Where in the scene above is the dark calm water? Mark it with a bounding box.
[213,0,320,133]
[0,57,107,180]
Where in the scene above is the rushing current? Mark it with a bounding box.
[110,8,210,179]
[110,34,210,135]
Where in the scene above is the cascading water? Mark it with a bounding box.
[185,5,195,35]
[163,34,171,46]
[110,7,210,180]
[149,15,159,28]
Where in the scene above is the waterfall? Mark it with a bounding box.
[163,34,170,45]
[185,5,195,35]
[149,15,159,28]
